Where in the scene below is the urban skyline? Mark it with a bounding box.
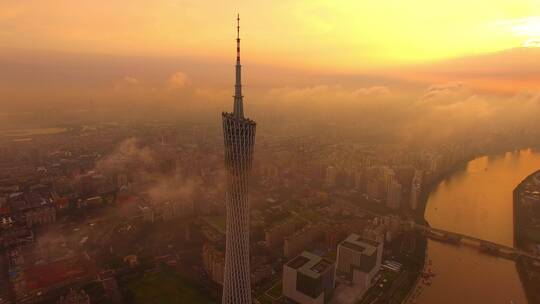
[0,3,540,304]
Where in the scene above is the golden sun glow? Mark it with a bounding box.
[0,0,539,70]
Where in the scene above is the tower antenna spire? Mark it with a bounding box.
[233,14,244,118]
[236,14,240,65]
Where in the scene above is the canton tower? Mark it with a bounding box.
[221,15,256,304]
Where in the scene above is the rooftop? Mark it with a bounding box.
[287,255,310,269]
[311,259,332,273]
[286,251,334,278]
[339,234,380,256]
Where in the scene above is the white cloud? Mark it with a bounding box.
[114,76,140,91]
[507,16,540,37]
[523,38,540,48]
[266,85,392,104]
[169,71,190,89]
[399,82,540,143]
[121,76,139,85]
[496,16,540,47]
[420,82,468,103]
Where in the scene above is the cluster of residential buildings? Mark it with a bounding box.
[0,124,229,303]
[282,233,384,304]
[322,145,468,212]
[0,121,479,304]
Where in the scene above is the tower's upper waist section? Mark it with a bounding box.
[222,112,256,125]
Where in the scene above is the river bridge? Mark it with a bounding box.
[403,222,540,263]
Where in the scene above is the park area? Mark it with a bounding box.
[124,269,215,304]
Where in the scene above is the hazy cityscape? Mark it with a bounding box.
[1,1,540,304]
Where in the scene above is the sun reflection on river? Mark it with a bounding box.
[416,149,540,304]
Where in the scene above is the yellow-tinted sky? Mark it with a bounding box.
[0,0,539,70]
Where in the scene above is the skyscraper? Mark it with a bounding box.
[221,15,256,304]
[386,181,402,210]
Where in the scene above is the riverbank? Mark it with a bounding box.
[414,147,540,224]
[414,157,472,224]
[401,157,471,303]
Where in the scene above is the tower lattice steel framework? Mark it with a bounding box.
[221,14,256,304]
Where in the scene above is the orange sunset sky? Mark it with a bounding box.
[2,0,540,66]
[0,0,540,113]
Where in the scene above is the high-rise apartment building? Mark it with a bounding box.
[386,181,402,210]
[334,234,383,303]
[409,170,423,210]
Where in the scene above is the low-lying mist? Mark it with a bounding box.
[1,48,539,148]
